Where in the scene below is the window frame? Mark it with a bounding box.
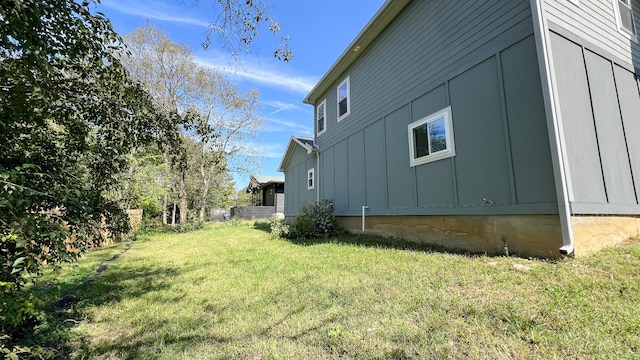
[307,168,315,190]
[337,76,350,122]
[613,0,638,42]
[317,99,327,136]
[407,106,456,167]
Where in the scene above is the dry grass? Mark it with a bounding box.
[42,221,640,359]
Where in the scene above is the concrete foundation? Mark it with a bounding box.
[572,215,640,257]
[337,215,564,258]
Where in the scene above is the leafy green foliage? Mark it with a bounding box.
[269,215,289,239]
[0,0,180,355]
[285,200,344,239]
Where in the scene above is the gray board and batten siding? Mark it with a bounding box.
[542,0,640,71]
[549,30,640,215]
[283,143,316,216]
[308,0,558,217]
[541,0,640,215]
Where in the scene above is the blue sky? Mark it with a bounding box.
[95,0,386,189]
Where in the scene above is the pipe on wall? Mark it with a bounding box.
[362,206,368,232]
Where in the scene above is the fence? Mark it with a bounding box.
[230,206,277,220]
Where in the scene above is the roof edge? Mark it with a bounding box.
[278,136,316,172]
[303,0,412,105]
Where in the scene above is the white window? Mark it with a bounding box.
[307,168,315,190]
[337,76,350,121]
[568,0,579,5]
[407,106,455,167]
[613,0,638,41]
[317,100,326,136]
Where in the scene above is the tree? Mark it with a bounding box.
[0,0,180,353]
[121,26,263,223]
[120,26,198,225]
[1,0,289,354]
[200,0,292,61]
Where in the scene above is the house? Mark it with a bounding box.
[230,175,285,219]
[279,0,640,257]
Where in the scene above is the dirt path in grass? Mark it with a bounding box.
[55,241,132,309]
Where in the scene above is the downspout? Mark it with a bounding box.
[530,0,575,255]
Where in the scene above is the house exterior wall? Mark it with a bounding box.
[275,193,285,214]
[283,145,315,216]
[542,0,640,70]
[313,0,558,218]
[543,1,640,215]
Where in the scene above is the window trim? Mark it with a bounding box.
[307,168,315,190]
[613,0,638,42]
[337,76,350,122]
[407,106,455,167]
[317,99,327,136]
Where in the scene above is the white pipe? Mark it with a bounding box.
[530,0,574,255]
[362,206,368,232]
[316,149,320,203]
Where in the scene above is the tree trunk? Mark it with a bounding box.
[178,172,188,224]
[172,202,177,225]
[199,171,209,221]
[162,194,168,225]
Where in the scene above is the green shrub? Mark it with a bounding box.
[269,215,289,239]
[287,200,344,239]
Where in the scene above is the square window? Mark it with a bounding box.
[613,0,638,40]
[317,100,326,136]
[307,168,315,190]
[337,76,350,121]
[408,106,455,167]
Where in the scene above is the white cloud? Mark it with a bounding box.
[264,118,312,135]
[263,100,301,115]
[195,54,318,95]
[100,0,210,28]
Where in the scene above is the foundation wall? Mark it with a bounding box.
[337,215,564,258]
[572,216,640,257]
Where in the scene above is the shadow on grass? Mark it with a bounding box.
[27,252,182,359]
[285,232,498,258]
[252,220,271,233]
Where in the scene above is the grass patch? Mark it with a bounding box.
[41,222,640,359]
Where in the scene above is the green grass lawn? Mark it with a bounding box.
[41,221,640,359]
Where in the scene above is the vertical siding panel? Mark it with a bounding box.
[501,36,557,204]
[334,140,349,212]
[550,33,607,204]
[543,0,639,70]
[348,131,366,211]
[322,147,335,203]
[450,57,512,206]
[416,160,456,208]
[384,105,416,209]
[614,65,640,203]
[411,84,456,208]
[298,164,306,210]
[584,50,636,205]
[364,120,388,210]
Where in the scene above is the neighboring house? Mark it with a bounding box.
[246,175,285,209]
[279,0,640,257]
[231,175,285,219]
